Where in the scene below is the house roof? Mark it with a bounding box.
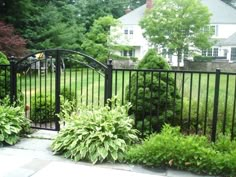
[202,0,236,24]
[119,4,146,25]
[220,32,236,46]
[119,0,236,25]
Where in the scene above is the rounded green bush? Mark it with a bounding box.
[30,87,75,123]
[126,49,181,133]
[0,52,10,99]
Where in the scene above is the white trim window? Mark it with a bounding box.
[202,48,218,57]
[123,27,134,37]
[202,25,218,36]
[231,48,236,61]
[121,49,135,57]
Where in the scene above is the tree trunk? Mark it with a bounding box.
[177,49,182,70]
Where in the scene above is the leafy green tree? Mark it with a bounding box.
[140,0,213,68]
[0,0,33,30]
[75,0,146,31]
[81,16,119,63]
[23,1,85,50]
[126,49,181,133]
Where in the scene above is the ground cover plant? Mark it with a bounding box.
[126,124,236,176]
[51,98,139,164]
[0,98,30,146]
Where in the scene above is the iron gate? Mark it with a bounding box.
[10,49,112,131]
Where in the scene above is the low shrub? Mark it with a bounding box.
[30,87,75,123]
[0,52,10,99]
[126,125,236,176]
[0,98,30,146]
[193,55,214,62]
[51,98,139,164]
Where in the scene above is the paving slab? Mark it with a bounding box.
[0,155,33,177]
[31,162,163,177]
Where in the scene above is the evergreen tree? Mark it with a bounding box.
[126,49,181,133]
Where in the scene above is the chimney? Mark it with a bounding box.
[146,0,153,9]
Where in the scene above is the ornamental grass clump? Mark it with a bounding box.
[51,98,139,164]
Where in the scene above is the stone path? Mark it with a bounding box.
[0,130,215,177]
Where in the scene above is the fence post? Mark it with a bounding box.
[9,56,17,105]
[105,59,113,105]
[211,68,221,142]
[55,50,61,131]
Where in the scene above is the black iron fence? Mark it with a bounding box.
[0,49,235,141]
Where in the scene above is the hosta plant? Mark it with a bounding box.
[0,98,31,146]
[51,98,139,164]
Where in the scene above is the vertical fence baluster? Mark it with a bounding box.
[105,59,112,104]
[211,69,221,142]
[128,70,132,102]
[10,57,17,104]
[222,74,229,134]
[121,70,125,105]
[98,73,100,106]
[149,71,154,133]
[231,76,236,140]
[196,73,201,134]
[55,50,61,131]
[204,73,210,135]
[141,71,146,137]
[188,73,193,134]
[180,73,185,129]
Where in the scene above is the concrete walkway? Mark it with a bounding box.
[0,130,215,177]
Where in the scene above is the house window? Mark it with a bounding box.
[224,49,228,57]
[213,48,218,57]
[231,48,236,61]
[184,49,189,59]
[162,49,167,58]
[168,49,173,63]
[202,49,207,56]
[129,29,133,34]
[207,48,213,56]
[202,25,218,36]
[123,49,135,57]
[124,29,129,34]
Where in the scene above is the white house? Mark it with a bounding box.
[112,0,236,67]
